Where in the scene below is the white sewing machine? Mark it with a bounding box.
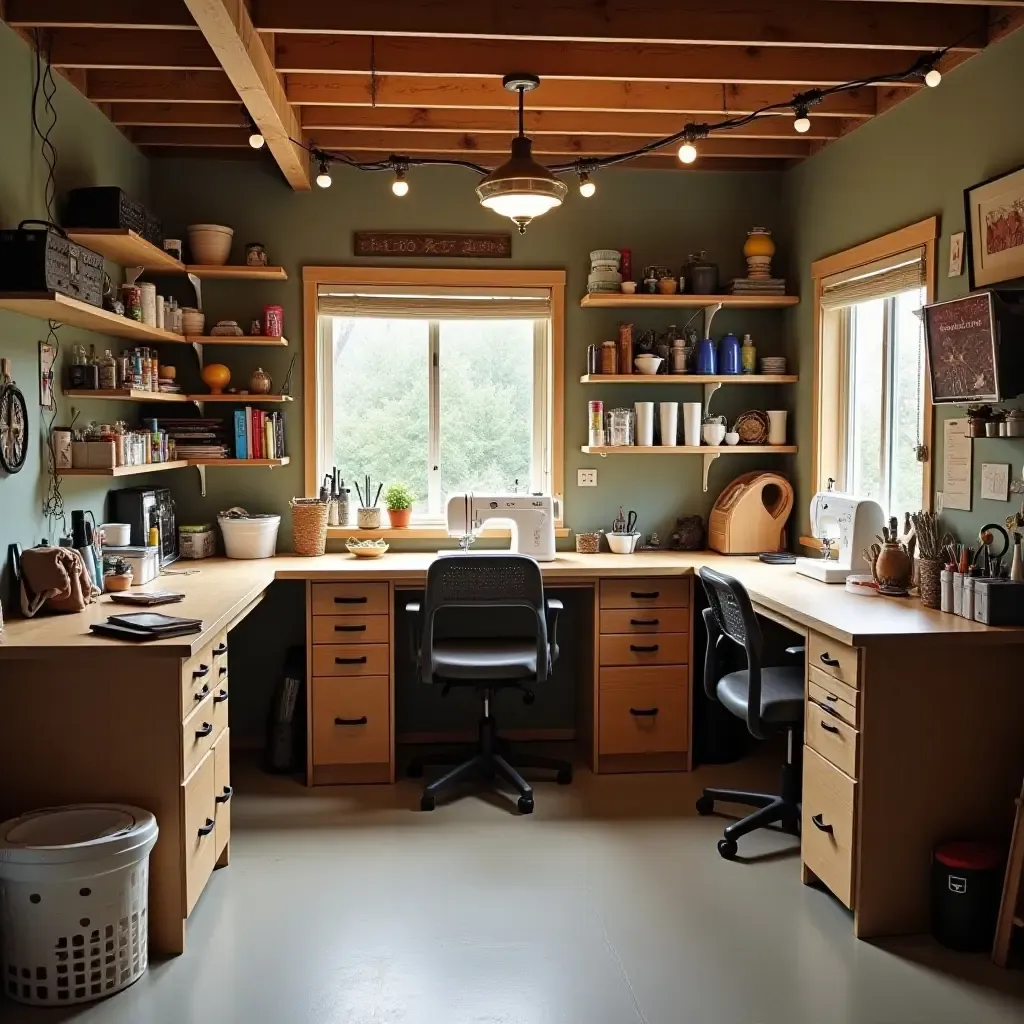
[795,488,885,583]
[446,493,559,562]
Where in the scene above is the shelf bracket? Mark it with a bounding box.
[703,381,722,418]
[703,301,724,337]
[195,464,207,498]
[191,340,204,368]
[702,452,720,492]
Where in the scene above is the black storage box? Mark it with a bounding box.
[143,209,163,248]
[931,840,1005,951]
[974,579,1024,626]
[0,219,104,307]
[64,186,150,240]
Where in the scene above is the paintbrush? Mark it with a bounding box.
[354,480,364,507]
[372,483,383,508]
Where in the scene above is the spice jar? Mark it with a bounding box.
[245,242,268,267]
[600,340,618,375]
[671,338,688,374]
[617,323,633,376]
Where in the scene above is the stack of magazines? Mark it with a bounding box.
[90,612,202,642]
[162,417,230,460]
[729,277,787,296]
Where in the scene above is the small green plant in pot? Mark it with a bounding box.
[385,484,414,528]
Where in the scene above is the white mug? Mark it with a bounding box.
[634,402,654,447]
[659,402,679,446]
[767,410,788,445]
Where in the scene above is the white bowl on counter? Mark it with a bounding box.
[634,354,662,375]
[607,532,641,554]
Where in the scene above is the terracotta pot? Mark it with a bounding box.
[873,542,912,589]
[388,507,412,529]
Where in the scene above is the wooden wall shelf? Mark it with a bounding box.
[581,445,797,455]
[65,229,184,272]
[1,294,186,344]
[181,265,288,281]
[60,461,190,477]
[190,458,290,467]
[187,335,288,347]
[579,293,799,309]
[63,390,293,404]
[580,374,798,384]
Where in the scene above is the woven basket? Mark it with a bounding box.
[290,499,329,556]
[916,557,943,609]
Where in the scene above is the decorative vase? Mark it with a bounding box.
[201,363,231,395]
[873,542,912,590]
[388,507,412,529]
[249,367,272,394]
[719,333,742,374]
[743,228,775,278]
[696,337,717,375]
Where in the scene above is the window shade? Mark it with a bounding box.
[318,284,551,320]
[820,247,925,310]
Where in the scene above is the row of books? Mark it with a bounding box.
[233,407,286,460]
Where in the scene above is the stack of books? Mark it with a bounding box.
[233,407,286,460]
[162,418,230,460]
[729,277,787,296]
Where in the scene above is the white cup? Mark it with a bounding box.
[659,402,679,446]
[682,402,702,447]
[634,402,654,447]
[767,410,788,445]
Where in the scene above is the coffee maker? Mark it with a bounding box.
[109,487,179,566]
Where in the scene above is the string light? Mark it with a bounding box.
[315,155,332,188]
[246,113,265,149]
[677,141,698,164]
[578,170,596,197]
[793,105,811,134]
[925,67,942,88]
[391,160,409,196]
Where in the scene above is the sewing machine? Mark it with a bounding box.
[445,493,559,562]
[795,488,885,583]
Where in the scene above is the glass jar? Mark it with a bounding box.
[608,408,635,447]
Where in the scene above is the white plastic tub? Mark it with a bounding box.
[218,507,281,559]
[0,804,159,1007]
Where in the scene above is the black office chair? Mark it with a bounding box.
[696,567,805,859]
[405,554,573,813]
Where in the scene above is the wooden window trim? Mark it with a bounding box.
[302,266,566,525]
[810,217,939,512]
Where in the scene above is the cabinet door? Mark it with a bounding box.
[213,727,231,857]
[182,752,217,916]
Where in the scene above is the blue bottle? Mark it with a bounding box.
[719,333,742,374]
[696,337,717,375]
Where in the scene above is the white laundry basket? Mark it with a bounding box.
[0,804,159,1007]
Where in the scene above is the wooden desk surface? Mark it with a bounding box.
[2,550,1022,656]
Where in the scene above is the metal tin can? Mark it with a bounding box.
[588,400,604,433]
[121,284,142,321]
[263,304,283,337]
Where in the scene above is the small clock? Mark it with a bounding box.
[0,359,28,475]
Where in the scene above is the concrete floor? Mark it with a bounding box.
[4,754,1023,1024]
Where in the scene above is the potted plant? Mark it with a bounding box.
[104,556,134,592]
[384,484,414,529]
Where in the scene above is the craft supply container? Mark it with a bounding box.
[357,507,382,530]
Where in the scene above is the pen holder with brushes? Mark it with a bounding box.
[916,557,944,609]
[357,507,381,530]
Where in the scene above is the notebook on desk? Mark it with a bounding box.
[90,612,202,642]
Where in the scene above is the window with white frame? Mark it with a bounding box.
[316,285,553,522]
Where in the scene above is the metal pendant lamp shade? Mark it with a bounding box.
[476,74,567,233]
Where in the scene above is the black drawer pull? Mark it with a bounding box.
[629,644,659,653]
[334,596,368,605]
[819,721,840,734]
[825,693,839,702]
[629,707,659,717]
[193,683,210,702]
[219,666,228,677]
[630,591,659,599]
[216,785,233,805]
[335,656,368,665]
[212,644,227,657]
[192,664,209,679]
[213,689,229,704]
[335,715,368,726]
[819,652,841,667]
[811,813,833,835]
[819,702,838,717]
[630,618,659,627]
[197,818,216,838]
[334,624,367,632]
[195,722,214,739]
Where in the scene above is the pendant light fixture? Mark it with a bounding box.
[476,74,567,233]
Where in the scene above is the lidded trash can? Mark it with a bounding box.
[931,840,1005,951]
[0,804,159,1006]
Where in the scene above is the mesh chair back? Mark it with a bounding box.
[420,554,549,684]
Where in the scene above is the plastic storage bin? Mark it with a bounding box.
[931,840,1005,951]
[218,507,281,559]
[0,804,159,1006]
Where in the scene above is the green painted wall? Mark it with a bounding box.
[0,23,149,594]
[787,28,1024,540]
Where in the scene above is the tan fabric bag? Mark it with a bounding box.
[20,546,100,616]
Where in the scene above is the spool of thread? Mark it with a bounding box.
[139,282,157,327]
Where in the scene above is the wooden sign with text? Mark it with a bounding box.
[353,232,512,259]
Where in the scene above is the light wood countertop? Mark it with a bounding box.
[2,551,1022,656]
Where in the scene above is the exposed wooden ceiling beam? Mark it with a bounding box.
[273,34,925,86]
[5,0,197,29]
[109,102,247,125]
[299,105,842,139]
[286,75,877,117]
[183,0,310,188]
[47,28,219,69]
[86,70,239,102]
[252,0,986,51]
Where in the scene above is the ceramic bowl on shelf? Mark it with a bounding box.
[187,223,233,265]
[607,532,641,555]
[724,431,740,446]
[346,539,389,559]
[634,354,663,375]
[180,308,205,336]
[620,281,638,294]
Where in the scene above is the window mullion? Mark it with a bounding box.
[880,297,895,516]
[427,321,441,517]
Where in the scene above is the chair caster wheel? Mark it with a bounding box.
[556,767,572,785]
[517,797,534,814]
[696,795,714,816]
[717,837,738,860]
[420,795,435,812]
[407,763,424,779]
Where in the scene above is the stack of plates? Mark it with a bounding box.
[589,249,622,293]
[759,357,787,375]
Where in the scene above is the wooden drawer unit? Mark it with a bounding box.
[599,607,689,635]
[600,577,689,610]
[311,614,390,645]
[180,631,227,718]
[311,644,390,677]
[808,674,858,729]
[808,632,860,688]
[182,750,217,916]
[599,667,690,755]
[802,746,857,909]
[182,685,228,780]
[599,632,689,667]
[213,727,231,856]
[806,698,858,778]
[311,581,389,616]
[312,676,390,766]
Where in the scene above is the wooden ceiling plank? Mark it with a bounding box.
[86,69,240,102]
[182,0,310,188]
[129,126,252,145]
[286,75,877,117]
[109,102,247,125]
[253,0,986,51]
[47,28,219,70]
[300,105,841,139]
[274,34,927,87]
[4,0,196,28]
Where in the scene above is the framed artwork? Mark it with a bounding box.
[948,231,964,277]
[964,163,1024,289]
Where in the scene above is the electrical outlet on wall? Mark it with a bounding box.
[577,468,597,487]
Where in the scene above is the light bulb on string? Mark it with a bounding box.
[793,106,811,134]
[315,156,332,188]
[392,166,409,196]
[578,171,596,198]
[677,141,698,165]
[245,112,265,149]
[925,67,942,88]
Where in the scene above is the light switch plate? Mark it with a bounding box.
[577,468,597,487]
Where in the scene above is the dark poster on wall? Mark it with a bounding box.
[353,232,512,258]
[923,292,998,402]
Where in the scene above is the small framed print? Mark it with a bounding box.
[981,462,1010,502]
[948,231,964,277]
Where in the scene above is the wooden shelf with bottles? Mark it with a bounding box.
[579,293,798,309]
[0,293,187,344]
[63,390,293,404]
[580,374,797,384]
[581,445,797,455]
[61,457,289,478]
